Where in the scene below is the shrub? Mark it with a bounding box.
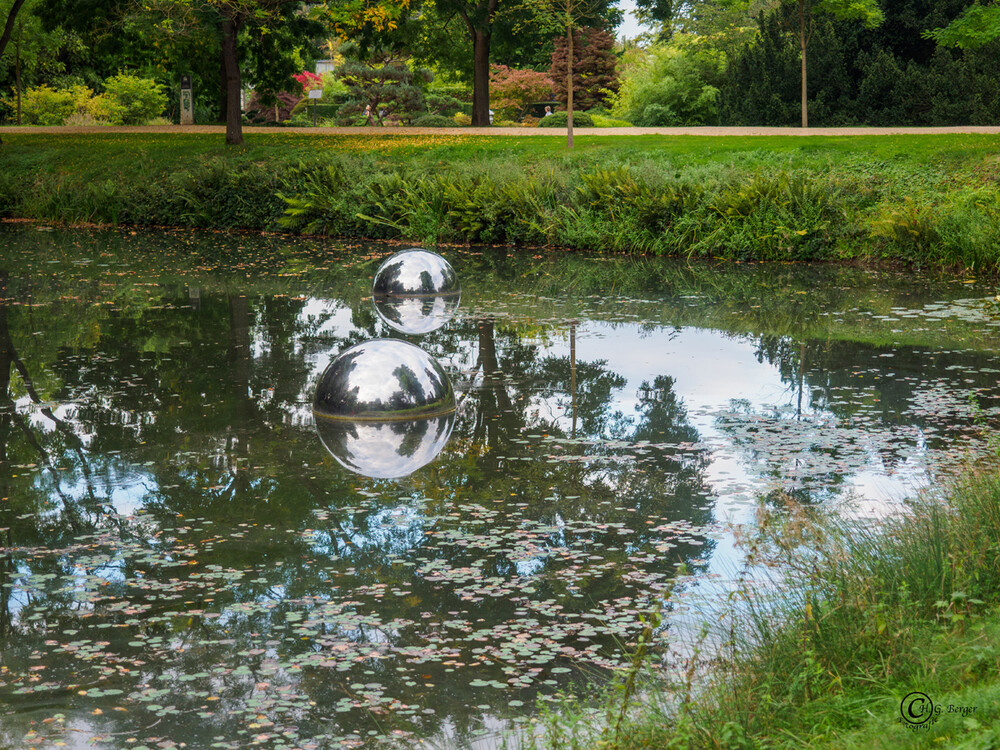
[634,103,677,126]
[453,112,471,126]
[591,113,633,126]
[611,37,724,126]
[537,111,594,127]
[84,93,127,124]
[293,70,323,92]
[64,112,114,127]
[425,92,464,117]
[412,114,456,127]
[246,91,303,124]
[101,73,167,125]
[14,84,91,125]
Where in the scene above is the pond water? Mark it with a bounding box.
[2,225,1000,749]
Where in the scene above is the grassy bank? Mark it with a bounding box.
[2,131,1000,269]
[526,465,1000,750]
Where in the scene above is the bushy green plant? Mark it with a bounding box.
[590,113,632,126]
[424,92,464,117]
[12,84,91,125]
[83,93,127,124]
[11,77,167,126]
[101,73,167,125]
[538,111,594,127]
[634,103,677,126]
[611,37,724,126]
[412,114,456,127]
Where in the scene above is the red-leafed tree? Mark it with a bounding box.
[293,70,323,91]
[489,64,553,116]
[549,26,618,113]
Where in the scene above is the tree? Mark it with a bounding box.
[435,0,502,125]
[611,36,724,125]
[517,0,616,147]
[0,0,27,63]
[548,25,618,111]
[211,0,318,144]
[337,55,428,123]
[784,0,884,126]
[927,1,1000,48]
[488,62,552,117]
[132,0,317,143]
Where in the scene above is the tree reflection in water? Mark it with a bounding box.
[1,227,999,748]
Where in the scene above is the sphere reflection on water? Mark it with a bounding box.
[373,293,461,335]
[313,339,457,477]
[313,339,455,420]
[371,248,460,297]
[316,412,456,479]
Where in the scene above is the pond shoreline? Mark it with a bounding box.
[2,132,1000,274]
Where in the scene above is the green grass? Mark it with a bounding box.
[523,466,1000,750]
[2,131,1000,270]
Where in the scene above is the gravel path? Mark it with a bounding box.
[3,124,1000,136]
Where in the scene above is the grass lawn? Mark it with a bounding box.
[3,130,998,174]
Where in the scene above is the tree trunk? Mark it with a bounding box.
[0,0,26,62]
[0,271,13,638]
[221,13,244,145]
[566,24,574,148]
[799,0,808,128]
[14,23,21,126]
[471,28,491,126]
[219,37,228,124]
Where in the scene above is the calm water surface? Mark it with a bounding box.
[2,226,1000,749]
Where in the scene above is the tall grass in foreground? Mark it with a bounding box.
[525,468,1000,749]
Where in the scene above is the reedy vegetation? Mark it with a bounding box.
[523,467,1000,750]
[2,133,1000,271]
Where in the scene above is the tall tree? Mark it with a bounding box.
[436,0,500,124]
[131,0,318,143]
[516,0,616,146]
[205,0,313,144]
[785,0,883,126]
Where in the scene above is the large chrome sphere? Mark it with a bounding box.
[372,249,460,297]
[373,293,461,335]
[316,412,456,479]
[313,339,455,420]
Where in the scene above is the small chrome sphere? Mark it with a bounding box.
[316,412,456,479]
[372,249,460,297]
[313,339,455,420]
[373,293,461,335]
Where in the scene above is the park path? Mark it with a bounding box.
[3,124,1000,136]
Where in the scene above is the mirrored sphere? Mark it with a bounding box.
[372,249,460,297]
[313,339,455,420]
[373,293,461,335]
[316,412,456,479]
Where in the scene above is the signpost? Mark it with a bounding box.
[180,75,194,125]
[308,88,323,126]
